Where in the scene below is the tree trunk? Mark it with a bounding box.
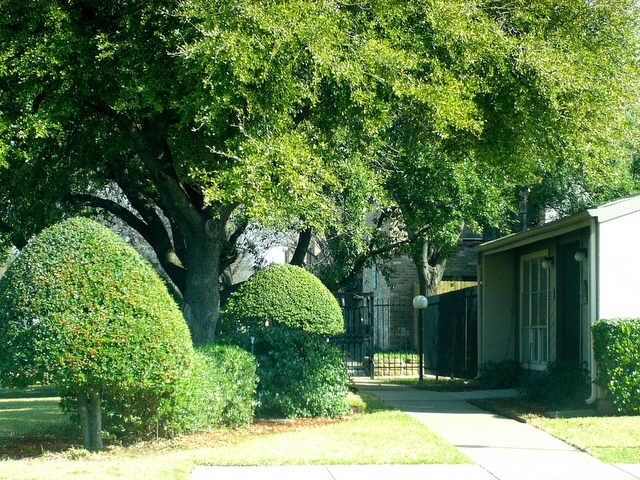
[182,231,222,344]
[79,390,103,451]
[290,227,312,266]
[412,235,446,297]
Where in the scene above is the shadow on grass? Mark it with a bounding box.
[0,385,57,399]
[0,386,80,459]
[0,430,79,459]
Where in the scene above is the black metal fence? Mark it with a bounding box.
[423,287,477,379]
[333,287,477,379]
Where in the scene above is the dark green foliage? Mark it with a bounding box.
[158,344,258,436]
[229,326,349,418]
[221,265,349,417]
[478,360,522,389]
[593,319,640,414]
[519,362,589,407]
[0,217,194,441]
[222,264,344,336]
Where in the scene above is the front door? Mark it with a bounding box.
[557,242,581,367]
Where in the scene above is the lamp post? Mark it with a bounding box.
[413,295,428,383]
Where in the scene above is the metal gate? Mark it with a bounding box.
[333,294,417,377]
[332,294,374,376]
[423,287,477,379]
[333,287,477,379]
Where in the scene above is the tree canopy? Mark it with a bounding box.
[314,0,640,293]
[1,0,638,336]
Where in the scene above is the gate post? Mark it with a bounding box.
[413,295,429,382]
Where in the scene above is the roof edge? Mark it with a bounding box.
[477,211,592,255]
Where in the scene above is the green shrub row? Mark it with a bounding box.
[478,360,521,389]
[158,344,258,436]
[593,318,640,414]
[81,343,258,441]
[227,326,349,418]
[519,362,589,406]
[477,359,588,406]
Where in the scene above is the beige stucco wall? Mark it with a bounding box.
[479,250,517,365]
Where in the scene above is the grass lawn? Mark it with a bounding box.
[471,398,640,464]
[529,416,640,464]
[0,386,71,440]
[0,389,470,479]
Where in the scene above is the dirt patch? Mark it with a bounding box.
[469,398,548,421]
[0,434,78,459]
[1,416,352,460]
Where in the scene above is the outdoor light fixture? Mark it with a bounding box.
[574,249,587,263]
[541,256,554,269]
[412,295,428,384]
[412,295,428,310]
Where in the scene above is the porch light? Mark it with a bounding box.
[574,249,587,263]
[541,257,554,269]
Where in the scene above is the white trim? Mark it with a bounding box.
[587,193,640,223]
[478,193,640,256]
[586,218,599,404]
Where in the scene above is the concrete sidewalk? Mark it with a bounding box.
[194,379,640,480]
[356,378,639,480]
[193,464,496,480]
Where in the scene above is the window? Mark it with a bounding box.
[520,252,552,366]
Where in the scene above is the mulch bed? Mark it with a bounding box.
[0,416,351,460]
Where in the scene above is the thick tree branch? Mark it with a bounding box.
[219,217,248,272]
[68,194,150,236]
[69,192,187,293]
[84,102,204,234]
[115,180,187,292]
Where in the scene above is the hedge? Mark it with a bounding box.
[159,344,258,435]
[221,264,349,418]
[593,318,640,414]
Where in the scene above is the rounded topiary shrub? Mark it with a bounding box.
[220,264,349,418]
[222,264,344,335]
[0,217,194,449]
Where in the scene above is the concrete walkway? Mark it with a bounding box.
[194,379,640,480]
[356,378,639,480]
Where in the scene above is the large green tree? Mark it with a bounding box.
[315,0,640,295]
[0,0,383,342]
[1,1,638,338]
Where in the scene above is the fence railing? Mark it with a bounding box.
[333,287,477,379]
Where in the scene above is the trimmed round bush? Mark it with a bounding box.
[159,344,258,435]
[221,264,349,418]
[222,264,344,335]
[0,217,194,448]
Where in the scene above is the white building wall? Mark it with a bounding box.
[598,210,640,319]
